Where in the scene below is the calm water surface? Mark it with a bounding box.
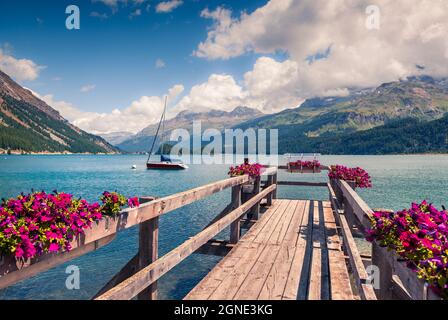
[0,154,447,299]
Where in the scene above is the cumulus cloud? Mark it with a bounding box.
[171,58,304,114]
[80,84,96,93]
[173,74,246,113]
[33,85,184,134]
[194,0,448,104]
[0,49,45,81]
[155,0,183,13]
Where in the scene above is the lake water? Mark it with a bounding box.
[0,154,447,299]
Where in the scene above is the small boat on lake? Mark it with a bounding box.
[146,96,188,170]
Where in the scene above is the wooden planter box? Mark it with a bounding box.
[372,243,442,300]
[287,165,322,173]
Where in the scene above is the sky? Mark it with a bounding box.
[1,0,448,135]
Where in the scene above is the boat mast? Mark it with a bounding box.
[147,96,168,163]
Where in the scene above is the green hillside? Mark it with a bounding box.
[0,95,116,153]
[278,115,448,154]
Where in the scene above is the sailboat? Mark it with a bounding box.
[146,96,188,170]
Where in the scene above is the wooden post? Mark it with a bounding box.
[371,243,393,300]
[250,176,261,220]
[266,174,274,206]
[230,185,242,244]
[272,172,278,199]
[137,197,158,300]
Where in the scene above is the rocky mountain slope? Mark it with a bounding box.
[116,106,264,152]
[0,70,117,153]
[237,77,448,138]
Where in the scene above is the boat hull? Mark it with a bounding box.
[146,162,188,170]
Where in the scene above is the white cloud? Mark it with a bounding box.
[80,84,96,93]
[0,49,45,81]
[194,0,448,103]
[171,58,304,115]
[155,58,166,68]
[155,0,183,13]
[173,74,246,113]
[33,85,185,134]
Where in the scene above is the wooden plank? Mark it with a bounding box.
[137,217,159,300]
[257,201,306,299]
[96,184,276,300]
[230,185,242,244]
[337,180,373,230]
[335,208,377,300]
[308,201,330,300]
[0,234,115,290]
[206,201,291,300]
[186,200,285,299]
[233,244,282,300]
[322,201,354,300]
[93,253,139,299]
[233,201,299,299]
[277,181,328,187]
[283,200,312,300]
[372,244,441,300]
[194,240,235,257]
[185,241,257,300]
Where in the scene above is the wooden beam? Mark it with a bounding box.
[194,240,234,257]
[96,184,276,300]
[0,175,249,287]
[328,183,377,300]
[93,254,139,299]
[230,185,242,244]
[336,180,374,230]
[0,234,115,290]
[277,181,328,187]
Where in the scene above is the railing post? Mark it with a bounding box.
[137,197,159,300]
[230,184,242,244]
[272,172,278,199]
[250,176,261,220]
[371,243,393,300]
[266,174,274,206]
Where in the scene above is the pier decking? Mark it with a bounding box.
[186,199,352,300]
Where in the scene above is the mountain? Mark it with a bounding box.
[100,131,134,146]
[232,77,448,154]
[285,115,448,154]
[0,70,117,153]
[238,77,448,137]
[117,106,264,152]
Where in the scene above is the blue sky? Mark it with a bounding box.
[0,0,268,114]
[1,0,447,134]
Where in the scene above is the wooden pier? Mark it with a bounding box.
[0,166,440,300]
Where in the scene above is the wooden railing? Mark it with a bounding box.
[329,179,441,300]
[0,168,278,300]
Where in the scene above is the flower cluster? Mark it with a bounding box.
[0,191,139,260]
[328,165,372,188]
[228,163,263,178]
[367,201,448,299]
[289,160,321,169]
[100,191,139,216]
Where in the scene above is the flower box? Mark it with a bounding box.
[0,191,139,264]
[372,243,442,300]
[287,160,321,173]
[368,201,448,300]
